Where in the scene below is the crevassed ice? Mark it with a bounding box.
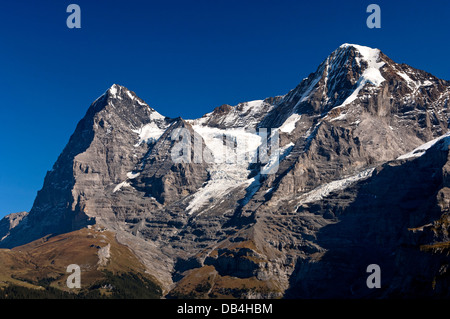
[193,125,263,164]
[186,125,264,215]
[295,167,375,207]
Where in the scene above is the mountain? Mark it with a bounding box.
[1,44,449,298]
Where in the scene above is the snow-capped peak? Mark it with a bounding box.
[339,43,380,53]
[107,83,121,97]
[332,44,385,108]
[107,84,139,101]
[291,44,386,110]
[332,44,385,85]
[106,84,165,117]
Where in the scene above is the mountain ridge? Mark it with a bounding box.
[1,43,449,298]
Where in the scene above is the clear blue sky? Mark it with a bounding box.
[0,0,449,218]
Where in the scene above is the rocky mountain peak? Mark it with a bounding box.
[296,43,386,111]
[329,43,382,71]
[106,83,130,96]
[107,83,121,94]
[335,43,381,59]
[107,83,135,101]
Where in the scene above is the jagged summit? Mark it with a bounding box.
[332,43,383,67]
[93,83,128,103]
[105,84,144,105]
[193,44,386,130]
[302,43,386,107]
[92,83,168,131]
[260,42,449,129]
[107,83,132,99]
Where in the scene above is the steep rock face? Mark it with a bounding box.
[238,43,450,220]
[283,136,450,298]
[132,118,211,205]
[0,212,28,241]
[0,84,170,247]
[1,44,449,298]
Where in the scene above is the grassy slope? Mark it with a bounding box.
[0,226,162,298]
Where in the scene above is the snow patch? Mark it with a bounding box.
[132,122,165,146]
[296,167,375,206]
[397,71,416,89]
[126,171,140,179]
[126,91,134,100]
[149,111,166,121]
[186,125,264,215]
[297,76,321,104]
[397,71,433,90]
[261,142,294,175]
[397,132,450,160]
[330,113,347,122]
[97,244,111,267]
[109,84,118,97]
[113,181,130,193]
[241,100,265,112]
[335,44,385,108]
[279,113,302,133]
[193,126,262,164]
